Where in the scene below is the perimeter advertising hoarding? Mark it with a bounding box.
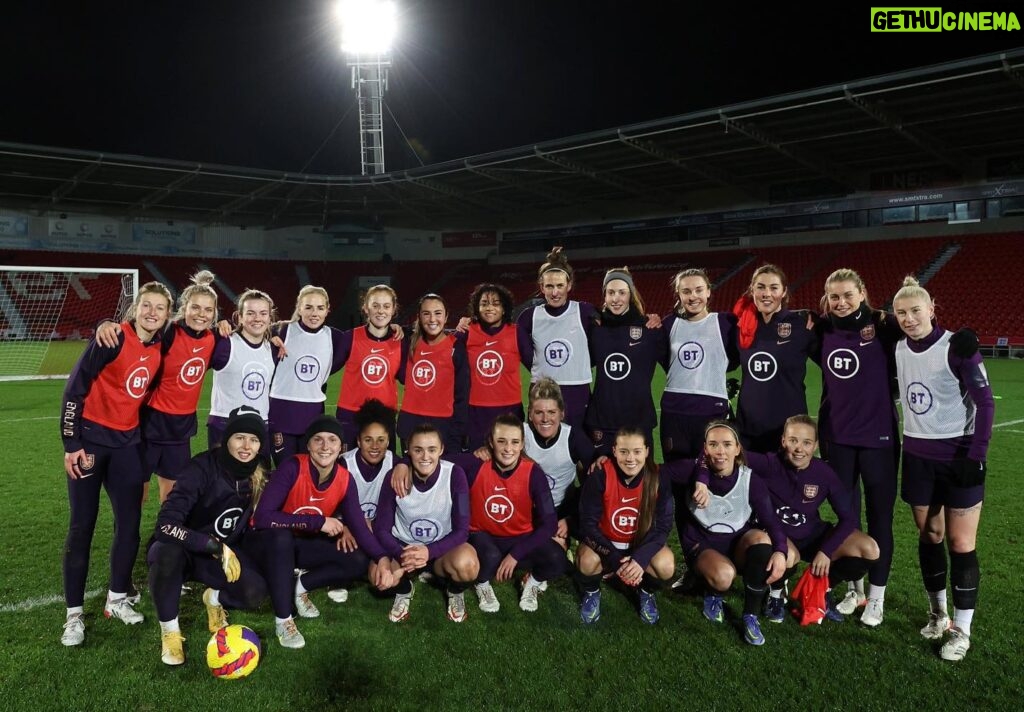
[442,230,496,248]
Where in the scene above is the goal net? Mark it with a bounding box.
[0,266,138,381]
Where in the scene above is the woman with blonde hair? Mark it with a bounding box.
[333,284,405,450]
[892,276,993,662]
[60,281,173,646]
[813,267,903,625]
[147,407,302,665]
[267,284,349,465]
[660,268,739,462]
[96,270,221,501]
[208,288,277,457]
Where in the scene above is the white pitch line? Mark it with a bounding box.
[994,418,1024,429]
[0,588,103,613]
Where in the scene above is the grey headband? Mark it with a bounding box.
[603,270,635,293]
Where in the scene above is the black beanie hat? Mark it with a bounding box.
[223,406,267,446]
[304,415,345,444]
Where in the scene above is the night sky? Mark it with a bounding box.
[3,1,1021,175]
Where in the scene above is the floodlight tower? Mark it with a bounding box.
[339,0,396,176]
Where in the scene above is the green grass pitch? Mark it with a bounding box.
[0,361,1020,710]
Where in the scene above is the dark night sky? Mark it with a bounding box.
[2,1,1021,174]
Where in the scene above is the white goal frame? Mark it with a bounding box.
[0,265,139,382]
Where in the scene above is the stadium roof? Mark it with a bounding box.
[1,49,1023,231]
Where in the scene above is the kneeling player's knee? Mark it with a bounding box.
[650,548,675,580]
[705,567,734,592]
[451,555,479,583]
[575,547,602,576]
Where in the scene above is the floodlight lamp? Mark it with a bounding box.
[338,0,396,55]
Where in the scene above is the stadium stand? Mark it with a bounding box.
[8,231,1022,343]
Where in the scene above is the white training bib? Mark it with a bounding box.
[210,333,273,419]
[343,449,393,521]
[269,324,333,403]
[689,464,753,534]
[896,333,976,440]
[530,302,592,386]
[664,312,729,398]
[523,424,576,507]
[392,460,455,545]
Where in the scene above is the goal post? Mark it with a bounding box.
[0,266,139,381]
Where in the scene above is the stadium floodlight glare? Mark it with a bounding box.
[338,0,395,175]
[338,0,396,55]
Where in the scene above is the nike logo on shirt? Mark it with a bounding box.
[370,348,384,354]
[628,342,641,347]
[310,496,326,502]
[419,351,432,356]
[192,347,205,353]
[621,496,638,503]
[485,340,498,346]
[776,340,790,346]
[859,341,873,347]
[139,356,151,361]
[495,486,507,491]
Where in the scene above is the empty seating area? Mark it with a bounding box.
[925,233,1024,343]
[5,231,1021,344]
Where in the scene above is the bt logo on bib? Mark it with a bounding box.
[241,362,268,399]
[179,357,206,387]
[125,366,152,399]
[485,494,515,523]
[544,339,572,367]
[476,350,504,383]
[611,506,639,536]
[361,355,389,385]
[905,381,933,415]
[676,341,705,369]
[295,355,322,382]
[410,518,442,543]
[411,359,436,388]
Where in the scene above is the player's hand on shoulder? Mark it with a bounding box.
[95,321,122,349]
[391,463,411,497]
